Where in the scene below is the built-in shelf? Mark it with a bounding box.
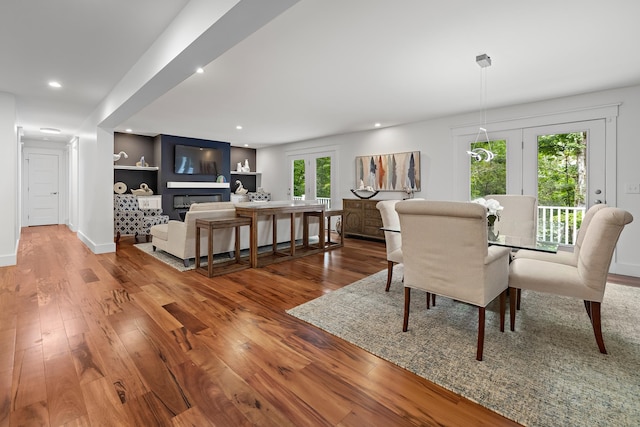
[231,171,261,176]
[167,181,230,189]
[114,165,159,171]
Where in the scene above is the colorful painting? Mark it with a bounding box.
[355,151,421,191]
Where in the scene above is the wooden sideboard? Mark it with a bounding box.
[343,198,385,241]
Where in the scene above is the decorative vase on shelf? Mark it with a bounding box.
[236,162,242,172]
[241,159,250,172]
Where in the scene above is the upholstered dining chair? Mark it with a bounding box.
[484,194,538,243]
[376,200,404,291]
[514,203,607,266]
[396,200,511,361]
[511,203,607,309]
[376,199,424,291]
[508,206,633,354]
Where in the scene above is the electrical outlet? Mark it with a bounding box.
[625,183,640,194]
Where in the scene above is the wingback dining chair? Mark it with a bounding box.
[508,206,633,354]
[376,200,404,291]
[376,199,423,291]
[514,203,607,266]
[396,200,511,361]
[511,203,607,310]
[484,194,538,244]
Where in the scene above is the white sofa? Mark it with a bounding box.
[150,201,318,266]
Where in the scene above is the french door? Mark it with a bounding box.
[288,151,335,209]
[463,119,606,244]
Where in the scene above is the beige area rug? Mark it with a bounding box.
[286,266,640,427]
[134,240,315,272]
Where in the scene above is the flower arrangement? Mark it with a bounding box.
[472,197,503,226]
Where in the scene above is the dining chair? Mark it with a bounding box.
[396,200,511,361]
[484,194,537,244]
[511,203,608,309]
[508,206,633,353]
[376,200,403,291]
[514,203,607,266]
[376,198,424,291]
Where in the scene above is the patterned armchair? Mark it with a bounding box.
[114,194,169,242]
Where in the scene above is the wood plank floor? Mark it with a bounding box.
[1,225,637,426]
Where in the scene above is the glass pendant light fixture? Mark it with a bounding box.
[467,53,495,162]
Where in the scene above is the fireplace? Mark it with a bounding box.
[173,194,223,220]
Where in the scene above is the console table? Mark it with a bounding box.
[343,198,384,241]
[235,201,326,268]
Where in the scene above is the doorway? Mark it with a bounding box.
[23,148,66,226]
[288,151,335,209]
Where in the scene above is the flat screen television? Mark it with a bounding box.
[174,144,220,175]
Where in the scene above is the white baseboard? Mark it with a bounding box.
[77,231,116,254]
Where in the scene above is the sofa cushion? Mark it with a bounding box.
[150,223,169,240]
[189,202,236,212]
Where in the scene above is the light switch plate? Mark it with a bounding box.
[625,183,640,194]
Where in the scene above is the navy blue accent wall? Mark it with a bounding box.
[157,134,231,219]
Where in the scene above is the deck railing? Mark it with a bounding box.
[537,205,586,245]
[292,196,332,210]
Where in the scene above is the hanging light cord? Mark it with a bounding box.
[467,57,495,162]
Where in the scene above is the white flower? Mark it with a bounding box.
[472,197,504,217]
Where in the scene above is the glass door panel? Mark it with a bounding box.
[288,151,335,209]
[523,120,605,244]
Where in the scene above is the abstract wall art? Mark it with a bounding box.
[355,151,421,192]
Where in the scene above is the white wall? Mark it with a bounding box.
[0,92,18,266]
[258,84,640,276]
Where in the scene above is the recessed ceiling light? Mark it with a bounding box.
[236,125,243,130]
[374,122,382,127]
[244,144,249,147]
[40,127,61,134]
[125,128,132,133]
[48,81,62,88]
[196,67,204,74]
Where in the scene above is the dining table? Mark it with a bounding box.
[381,227,558,253]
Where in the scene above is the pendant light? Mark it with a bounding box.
[467,54,494,162]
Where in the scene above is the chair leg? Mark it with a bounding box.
[499,290,506,332]
[385,261,394,291]
[516,288,521,310]
[403,287,411,332]
[426,292,431,309]
[509,287,517,331]
[477,306,485,361]
[588,301,607,354]
[584,300,592,319]
[115,231,121,243]
[183,259,190,268]
[432,294,436,307]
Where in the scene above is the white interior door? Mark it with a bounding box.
[27,153,60,226]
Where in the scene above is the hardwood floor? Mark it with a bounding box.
[1,225,637,426]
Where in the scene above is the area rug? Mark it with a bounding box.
[134,239,316,272]
[287,266,640,427]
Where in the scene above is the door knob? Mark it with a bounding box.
[595,189,602,194]
[594,200,602,204]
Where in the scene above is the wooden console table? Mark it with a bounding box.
[343,198,384,241]
[235,201,326,268]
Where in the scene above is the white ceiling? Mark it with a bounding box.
[5,0,640,148]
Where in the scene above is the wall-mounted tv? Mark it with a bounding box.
[174,144,220,175]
